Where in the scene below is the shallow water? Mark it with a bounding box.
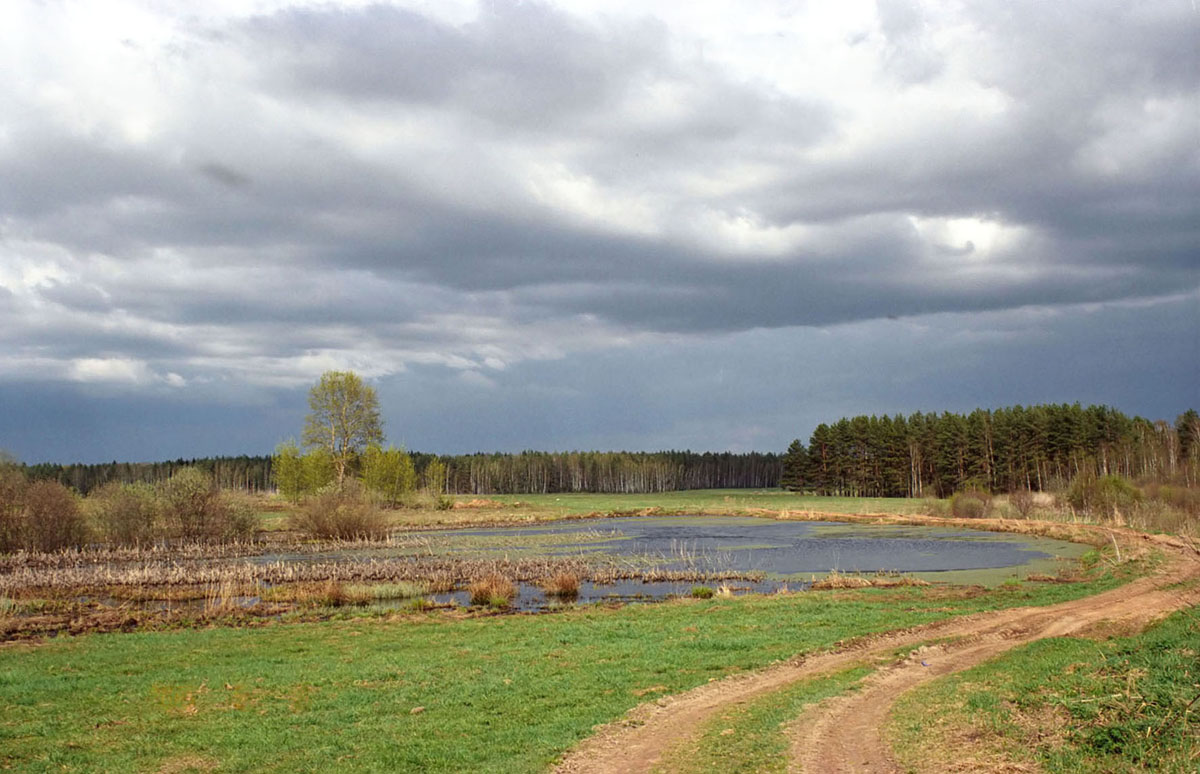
[130,516,1087,613]
[442,515,1086,577]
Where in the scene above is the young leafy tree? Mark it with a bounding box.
[423,458,447,495]
[302,371,384,485]
[362,444,417,507]
[272,440,306,501]
[301,448,336,492]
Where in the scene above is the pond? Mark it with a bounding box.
[414,515,1090,609]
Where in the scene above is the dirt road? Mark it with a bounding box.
[553,520,1200,774]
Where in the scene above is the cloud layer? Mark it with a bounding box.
[1,0,1196,461]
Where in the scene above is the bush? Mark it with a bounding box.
[0,468,26,553]
[1141,483,1200,517]
[87,482,158,546]
[950,489,992,519]
[289,481,388,540]
[468,573,517,607]
[690,585,715,599]
[1066,474,1141,518]
[158,468,256,542]
[24,480,88,552]
[1008,489,1035,518]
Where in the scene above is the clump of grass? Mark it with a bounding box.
[810,571,872,590]
[203,580,242,613]
[690,585,714,599]
[343,581,426,601]
[426,572,456,594]
[540,572,580,599]
[468,574,517,607]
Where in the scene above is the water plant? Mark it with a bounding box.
[468,573,517,607]
[540,571,580,599]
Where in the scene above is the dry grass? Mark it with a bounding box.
[468,573,517,607]
[540,571,580,599]
[811,570,931,590]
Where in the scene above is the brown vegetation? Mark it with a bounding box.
[86,482,158,547]
[288,482,389,540]
[158,468,256,542]
[541,571,581,598]
[950,489,992,519]
[468,573,517,607]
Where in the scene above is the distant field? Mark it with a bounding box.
[482,490,929,516]
[254,489,932,531]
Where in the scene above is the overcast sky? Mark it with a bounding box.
[2,0,1197,464]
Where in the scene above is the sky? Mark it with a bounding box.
[1,0,1197,464]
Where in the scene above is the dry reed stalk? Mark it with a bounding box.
[541,571,580,598]
[468,574,516,606]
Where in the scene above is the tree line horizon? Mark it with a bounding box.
[10,387,1197,499]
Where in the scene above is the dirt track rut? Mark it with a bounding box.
[553,522,1200,774]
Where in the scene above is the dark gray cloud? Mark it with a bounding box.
[0,0,1195,460]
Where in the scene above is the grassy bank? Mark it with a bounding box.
[334,490,929,530]
[0,563,1134,773]
[888,608,1200,773]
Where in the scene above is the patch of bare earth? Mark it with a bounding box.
[552,520,1200,774]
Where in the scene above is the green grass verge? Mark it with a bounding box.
[0,565,1134,774]
[481,490,929,518]
[653,666,872,774]
[888,609,1200,773]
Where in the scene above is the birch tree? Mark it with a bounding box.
[302,371,384,485]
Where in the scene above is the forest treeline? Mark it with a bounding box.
[782,405,1200,498]
[14,404,1197,498]
[17,450,782,495]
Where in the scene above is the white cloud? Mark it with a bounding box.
[68,357,152,384]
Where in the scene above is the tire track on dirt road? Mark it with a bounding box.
[553,524,1200,774]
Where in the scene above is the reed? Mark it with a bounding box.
[468,574,517,607]
[540,571,580,599]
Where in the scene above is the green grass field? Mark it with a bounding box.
[888,609,1200,773]
[287,490,933,531]
[0,565,1132,773]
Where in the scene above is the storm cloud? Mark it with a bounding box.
[0,0,1196,462]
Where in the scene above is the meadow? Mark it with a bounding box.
[0,562,1137,773]
[1,487,1197,773]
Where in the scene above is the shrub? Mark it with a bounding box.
[289,481,388,540]
[950,489,991,519]
[690,585,715,599]
[87,482,158,546]
[0,468,26,553]
[1066,474,1141,518]
[158,468,257,542]
[24,480,88,552]
[468,574,517,607]
[1008,489,1035,518]
[1141,482,1200,517]
[217,490,259,541]
[541,572,580,599]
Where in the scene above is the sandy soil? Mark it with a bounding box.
[553,520,1200,774]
